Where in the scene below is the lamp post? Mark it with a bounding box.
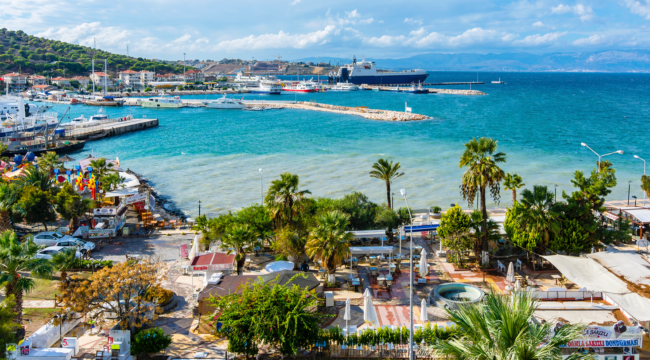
[580,143,623,171]
[198,200,201,217]
[54,312,69,347]
[634,155,646,206]
[632,195,638,207]
[259,168,264,205]
[554,185,558,203]
[399,188,414,360]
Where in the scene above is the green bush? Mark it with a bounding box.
[131,327,172,355]
[144,87,152,92]
[274,254,287,261]
[70,258,113,269]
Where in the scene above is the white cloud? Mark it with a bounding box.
[214,25,336,50]
[551,3,594,21]
[404,18,423,25]
[359,18,374,25]
[533,21,546,27]
[512,31,567,46]
[326,7,330,16]
[623,0,650,19]
[290,0,301,4]
[378,20,384,23]
[346,9,360,18]
[172,34,192,44]
[37,22,131,47]
[368,27,516,48]
[367,35,406,47]
[572,34,607,45]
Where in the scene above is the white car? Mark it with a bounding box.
[34,246,83,260]
[54,238,95,252]
[33,231,80,247]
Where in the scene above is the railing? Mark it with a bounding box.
[534,291,603,301]
[58,115,135,134]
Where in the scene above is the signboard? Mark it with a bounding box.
[558,322,643,348]
[192,263,234,271]
[62,337,78,355]
[108,330,130,355]
[93,207,117,216]
[88,228,116,238]
[604,212,620,221]
[180,244,188,258]
[125,193,147,205]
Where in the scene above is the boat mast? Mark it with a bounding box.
[92,37,96,95]
[104,59,107,96]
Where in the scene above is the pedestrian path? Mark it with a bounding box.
[23,300,55,308]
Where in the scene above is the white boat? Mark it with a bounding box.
[0,99,53,121]
[303,78,322,91]
[283,82,316,93]
[246,107,264,111]
[249,81,282,95]
[140,94,185,108]
[206,95,246,109]
[328,82,359,91]
[491,78,505,84]
[63,108,110,128]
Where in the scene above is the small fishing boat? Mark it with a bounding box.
[85,96,124,107]
[404,82,427,94]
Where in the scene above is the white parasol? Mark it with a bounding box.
[188,234,199,259]
[418,248,429,278]
[363,288,379,328]
[506,262,516,284]
[420,298,428,323]
[344,298,351,339]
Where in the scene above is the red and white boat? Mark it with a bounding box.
[282,82,316,93]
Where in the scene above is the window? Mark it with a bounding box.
[52,232,63,238]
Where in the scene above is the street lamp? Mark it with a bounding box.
[198,200,201,217]
[580,143,623,171]
[629,181,633,206]
[259,168,264,205]
[632,195,638,207]
[634,155,646,206]
[54,312,70,347]
[399,188,414,360]
[554,185,558,203]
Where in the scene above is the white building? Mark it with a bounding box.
[90,72,112,86]
[140,70,155,86]
[118,70,140,86]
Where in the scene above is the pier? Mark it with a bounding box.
[61,116,159,140]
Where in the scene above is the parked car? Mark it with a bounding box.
[34,246,83,260]
[54,238,95,253]
[32,231,80,247]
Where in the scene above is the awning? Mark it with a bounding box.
[541,255,629,294]
[104,187,139,198]
[605,293,650,321]
[119,171,140,188]
[403,224,439,233]
[348,230,386,238]
[349,246,394,255]
[589,251,650,289]
[623,209,650,224]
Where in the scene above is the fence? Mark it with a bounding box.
[533,290,603,301]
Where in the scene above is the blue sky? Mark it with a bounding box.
[2,0,649,61]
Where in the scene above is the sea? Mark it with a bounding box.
[43,72,650,217]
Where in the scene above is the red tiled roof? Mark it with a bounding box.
[71,76,88,80]
[33,85,55,89]
[51,77,69,81]
[186,69,201,74]
[93,72,109,77]
[29,75,46,79]
[119,70,138,74]
[190,252,235,270]
[3,73,23,77]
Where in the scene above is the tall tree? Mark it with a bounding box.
[54,182,93,232]
[50,248,77,281]
[503,173,525,204]
[437,206,473,266]
[434,291,590,360]
[14,185,56,230]
[369,159,404,209]
[0,231,53,335]
[459,137,506,252]
[221,223,260,275]
[264,173,311,229]
[305,211,352,283]
[88,157,115,179]
[641,174,650,201]
[517,185,560,256]
[36,151,62,178]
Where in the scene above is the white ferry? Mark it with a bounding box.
[328,82,359,91]
[0,99,53,121]
[140,94,185,108]
[283,82,316,93]
[249,81,282,95]
[206,95,246,109]
[334,56,428,85]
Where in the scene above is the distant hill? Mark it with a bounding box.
[297,51,650,72]
[0,28,186,77]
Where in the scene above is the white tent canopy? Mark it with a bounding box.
[119,171,141,188]
[349,246,394,255]
[542,255,629,294]
[104,187,139,198]
[606,293,650,321]
[589,251,650,288]
[624,208,650,224]
[348,230,387,238]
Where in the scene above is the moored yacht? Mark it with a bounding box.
[249,81,282,95]
[206,95,247,109]
[283,82,316,93]
[329,82,360,91]
[140,94,185,108]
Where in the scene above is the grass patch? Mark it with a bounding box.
[24,278,59,300]
[23,308,59,317]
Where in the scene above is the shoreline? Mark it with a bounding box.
[126,169,189,221]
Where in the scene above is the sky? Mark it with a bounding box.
[1,0,650,61]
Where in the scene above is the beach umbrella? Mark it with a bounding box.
[363,288,378,328]
[506,262,516,284]
[344,298,351,339]
[418,248,429,278]
[188,234,199,259]
[420,298,428,323]
[514,279,521,292]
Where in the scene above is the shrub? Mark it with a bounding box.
[70,258,113,269]
[274,254,287,261]
[131,327,172,355]
[145,286,174,306]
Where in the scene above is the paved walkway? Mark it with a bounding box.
[23,300,55,308]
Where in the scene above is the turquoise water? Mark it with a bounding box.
[45,72,650,217]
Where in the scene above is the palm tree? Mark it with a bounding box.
[50,248,77,281]
[369,158,404,209]
[89,157,115,179]
[16,166,54,193]
[0,183,19,232]
[100,172,125,191]
[435,290,590,360]
[517,185,560,262]
[264,173,311,229]
[641,175,650,201]
[503,173,525,204]
[305,211,352,283]
[459,137,506,252]
[221,223,260,275]
[0,231,53,332]
[36,151,62,178]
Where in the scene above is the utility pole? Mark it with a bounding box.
[183,53,186,81]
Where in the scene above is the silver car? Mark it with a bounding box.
[33,231,80,247]
[34,246,83,260]
[54,238,95,252]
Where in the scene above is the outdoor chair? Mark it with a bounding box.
[95,351,104,360]
[515,259,523,271]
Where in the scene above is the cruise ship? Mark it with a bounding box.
[334,56,428,85]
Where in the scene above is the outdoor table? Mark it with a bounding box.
[370,267,378,277]
[551,275,561,284]
[389,264,396,273]
[413,255,421,259]
[377,275,386,281]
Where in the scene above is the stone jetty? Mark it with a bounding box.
[256,101,430,121]
[429,89,485,95]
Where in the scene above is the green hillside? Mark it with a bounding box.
[0,28,187,77]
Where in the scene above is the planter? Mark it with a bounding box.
[432,213,442,219]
